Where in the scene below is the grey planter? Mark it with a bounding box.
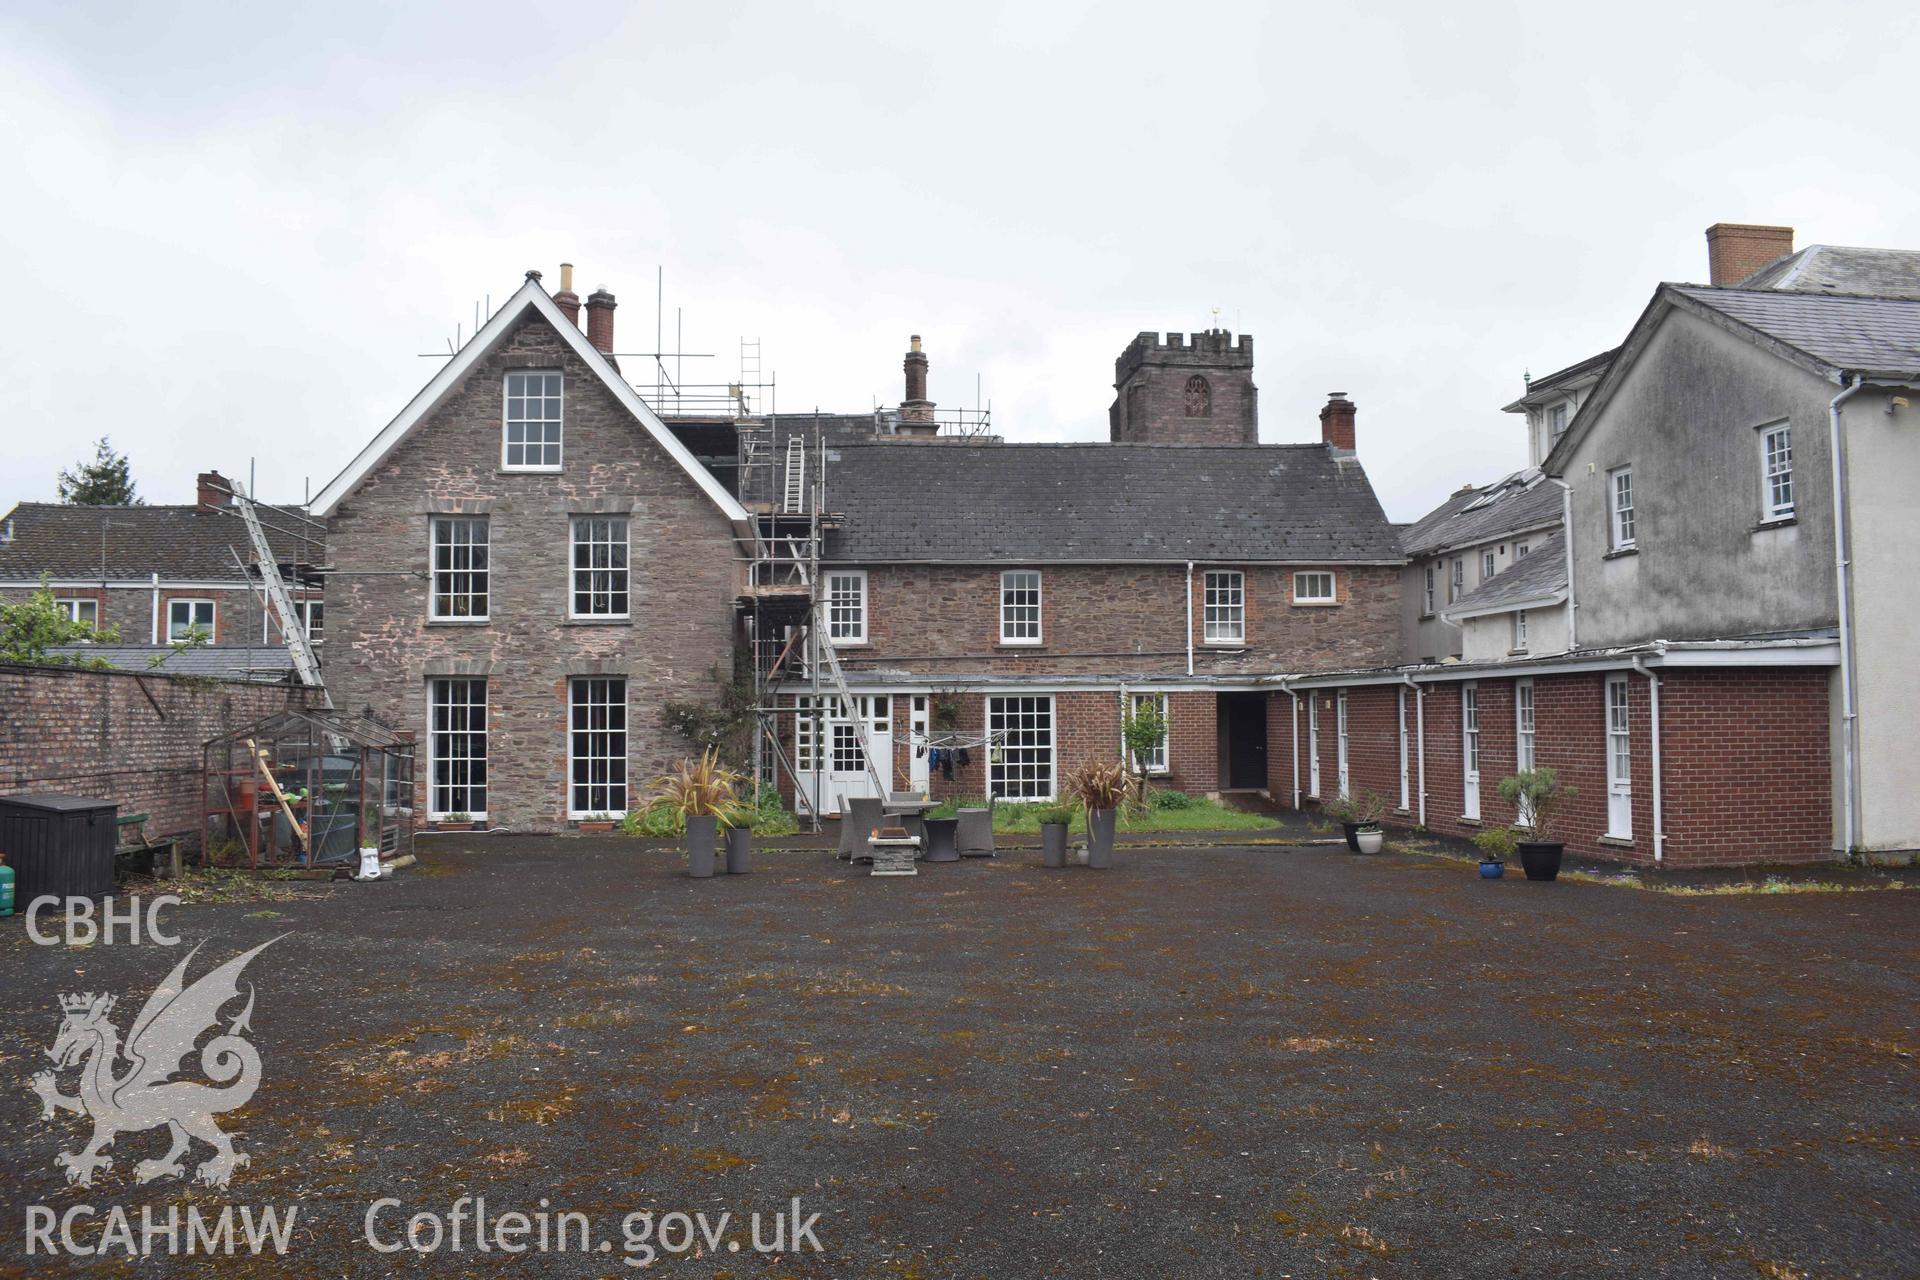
[724,825,752,874]
[1040,822,1068,868]
[1086,807,1117,869]
[686,815,718,878]
[955,807,995,857]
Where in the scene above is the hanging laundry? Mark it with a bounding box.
[956,747,972,768]
[941,750,955,781]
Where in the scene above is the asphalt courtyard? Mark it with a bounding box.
[1,836,1915,1278]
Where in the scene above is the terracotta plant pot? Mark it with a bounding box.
[686,815,718,878]
[435,821,474,833]
[1086,807,1117,869]
[577,821,614,834]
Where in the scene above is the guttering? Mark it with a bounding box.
[149,573,160,645]
[1629,650,1666,865]
[1402,672,1426,827]
[1550,476,1576,648]
[1184,561,1195,677]
[1828,375,1864,858]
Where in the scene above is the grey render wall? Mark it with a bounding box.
[1401,532,1556,664]
[1839,386,1920,851]
[324,311,741,830]
[1559,308,1838,648]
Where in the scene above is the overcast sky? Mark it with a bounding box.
[3,1,1916,523]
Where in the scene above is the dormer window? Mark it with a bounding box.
[1549,403,1569,442]
[503,371,563,470]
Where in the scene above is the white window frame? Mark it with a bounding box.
[1000,570,1043,645]
[430,517,490,621]
[986,694,1055,800]
[1203,570,1245,644]
[1335,688,1350,799]
[1482,550,1497,583]
[825,570,867,645]
[1515,679,1537,826]
[569,516,631,619]
[1422,565,1436,615]
[428,677,488,819]
[1449,558,1464,603]
[502,369,563,471]
[1516,540,1531,559]
[1548,402,1569,442]
[1462,682,1481,820]
[263,599,324,645]
[568,676,629,818]
[167,598,215,641]
[1606,674,1633,838]
[1396,686,1410,811]
[1511,609,1529,653]
[1126,692,1170,775]
[1306,695,1321,797]
[1293,570,1336,606]
[1760,423,1794,521]
[55,598,99,629]
[1609,467,1636,549]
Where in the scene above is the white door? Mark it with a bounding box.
[908,695,930,795]
[794,695,892,815]
[1336,689,1350,799]
[1606,676,1632,837]
[1462,683,1480,820]
[1307,697,1321,797]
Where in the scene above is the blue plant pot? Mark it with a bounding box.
[1479,860,1505,879]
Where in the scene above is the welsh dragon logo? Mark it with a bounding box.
[30,938,281,1189]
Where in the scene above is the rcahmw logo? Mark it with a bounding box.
[23,937,301,1260]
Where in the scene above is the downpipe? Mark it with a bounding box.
[1630,652,1665,865]
[1549,477,1577,648]
[1283,680,1301,810]
[1403,673,1426,827]
[1185,561,1195,677]
[1828,375,1864,858]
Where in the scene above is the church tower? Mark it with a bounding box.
[1108,329,1258,444]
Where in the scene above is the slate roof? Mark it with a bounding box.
[42,645,296,681]
[1445,532,1567,614]
[0,503,322,582]
[1736,244,1920,300]
[1399,471,1562,559]
[1669,286,1920,377]
[820,443,1402,563]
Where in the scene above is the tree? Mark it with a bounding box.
[0,579,120,668]
[57,437,142,506]
[1121,696,1170,806]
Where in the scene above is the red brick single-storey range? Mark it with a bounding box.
[1277,639,1838,868]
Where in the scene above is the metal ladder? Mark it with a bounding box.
[230,480,330,706]
[808,595,889,803]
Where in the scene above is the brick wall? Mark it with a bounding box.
[0,663,313,844]
[324,310,741,831]
[1278,667,1834,867]
[836,563,1401,679]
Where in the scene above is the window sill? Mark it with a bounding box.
[1507,648,1530,657]
[830,640,871,649]
[997,640,1045,649]
[1753,515,1797,532]
[565,617,632,626]
[1201,640,1248,648]
[1291,601,1339,608]
[1456,816,1482,827]
[1598,835,1635,848]
[428,618,491,626]
[1418,613,1436,622]
[1601,547,1638,560]
[498,466,562,475]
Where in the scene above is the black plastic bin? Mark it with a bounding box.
[0,794,118,909]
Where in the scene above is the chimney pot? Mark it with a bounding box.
[196,470,232,509]
[1319,393,1357,454]
[585,288,617,354]
[553,261,581,327]
[1705,223,1794,286]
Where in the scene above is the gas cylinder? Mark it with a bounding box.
[0,852,14,918]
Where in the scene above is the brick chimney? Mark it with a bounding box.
[1706,223,1794,286]
[553,262,581,328]
[1319,393,1356,454]
[584,287,616,354]
[196,470,232,508]
[897,335,938,437]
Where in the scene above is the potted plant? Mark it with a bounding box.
[642,748,745,879]
[1497,767,1578,882]
[577,812,618,835]
[1065,760,1129,869]
[1350,791,1389,854]
[1319,794,1361,850]
[436,811,474,833]
[1033,804,1073,869]
[1472,826,1516,879]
